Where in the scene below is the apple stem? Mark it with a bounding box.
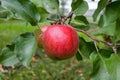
[74,28,117,54]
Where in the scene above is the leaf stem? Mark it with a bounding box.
[94,41,99,52]
[78,49,84,59]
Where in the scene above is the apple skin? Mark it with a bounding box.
[37,25,49,48]
[42,24,79,60]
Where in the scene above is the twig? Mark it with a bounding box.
[64,11,73,19]
[47,18,57,21]
[47,11,74,25]
[75,28,117,53]
[63,11,73,24]
[68,11,73,24]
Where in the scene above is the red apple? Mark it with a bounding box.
[42,24,79,60]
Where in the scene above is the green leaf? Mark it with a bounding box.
[93,0,108,21]
[2,0,40,26]
[99,49,113,58]
[37,7,49,14]
[0,6,8,18]
[71,16,90,30]
[98,1,120,27]
[114,18,120,42]
[76,50,83,61]
[14,32,37,67]
[31,0,58,21]
[36,6,49,21]
[0,44,19,66]
[30,0,44,7]
[72,0,88,16]
[30,0,59,14]
[79,38,96,58]
[90,51,100,76]
[0,6,13,20]
[0,32,37,67]
[74,16,89,25]
[117,46,120,55]
[44,0,59,14]
[77,32,92,42]
[47,14,58,20]
[98,22,116,36]
[90,53,120,80]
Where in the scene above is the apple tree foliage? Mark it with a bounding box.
[0,0,120,79]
